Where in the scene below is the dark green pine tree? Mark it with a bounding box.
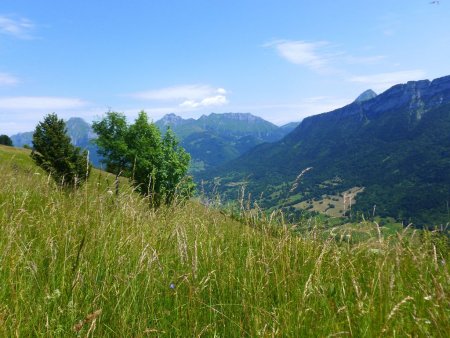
[31,113,91,188]
[0,134,13,146]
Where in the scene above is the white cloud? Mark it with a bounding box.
[129,84,229,109]
[0,96,88,110]
[0,15,35,39]
[0,73,19,86]
[266,40,330,71]
[180,95,228,108]
[349,70,427,91]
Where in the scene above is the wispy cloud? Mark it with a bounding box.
[349,70,427,91]
[265,40,331,72]
[0,73,19,86]
[129,84,228,109]
[265,39,385,73]
[0,15,35,39]
[0,96,88,110]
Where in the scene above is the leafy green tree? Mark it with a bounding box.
[0,134,13,146]
[125,112,163,198]
[91,112,129,175]
[160,128,193,204]
[92,112,129,195]
[31,113,91,188]
[93,110,194,205]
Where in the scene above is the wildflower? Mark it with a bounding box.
[169,283,176,289]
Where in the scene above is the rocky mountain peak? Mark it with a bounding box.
[158,113,185,126]
[354,89,377,103]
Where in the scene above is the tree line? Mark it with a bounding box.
[27,111,194,206]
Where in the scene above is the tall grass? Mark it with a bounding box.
[0,145,449,336]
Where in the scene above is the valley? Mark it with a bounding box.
[1,1,449,336]
[199,76,450,228]
[7,76,450,228]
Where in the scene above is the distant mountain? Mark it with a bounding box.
[155,112,292,172]
[354,89,377,103]
[280,121,301,134]
[10,131,33,148]
[201,76,450,227]
[11,118,102,167]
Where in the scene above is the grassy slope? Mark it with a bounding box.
[0,144,449,336]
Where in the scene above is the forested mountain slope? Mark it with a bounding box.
[202,76,450,226]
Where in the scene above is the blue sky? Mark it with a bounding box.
[1,0,449,135]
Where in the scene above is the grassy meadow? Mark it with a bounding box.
[0,144,449,336]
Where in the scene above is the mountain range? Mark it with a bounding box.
[155,113,298,171]
[10,113,299,172]
[9,75,450,226]
[200,76,450,227]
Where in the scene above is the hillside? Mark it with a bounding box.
[201,76,450,227]
[1,144,449,336]
[155,113,292,171]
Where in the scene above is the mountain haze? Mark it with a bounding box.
[202,76,450,226]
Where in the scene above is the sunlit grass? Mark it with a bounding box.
[0,145,449,336]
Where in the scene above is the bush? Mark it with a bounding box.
[31,113,91,188]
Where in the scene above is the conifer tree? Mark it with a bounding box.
[31,113,91,188]
[0,134,13,146]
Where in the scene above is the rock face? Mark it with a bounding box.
[203,75,450,226]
